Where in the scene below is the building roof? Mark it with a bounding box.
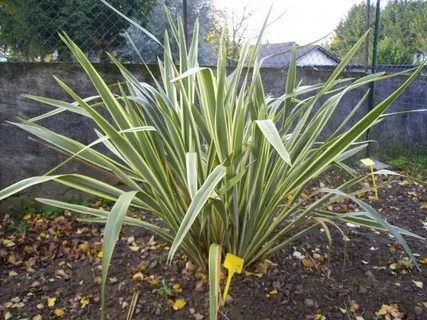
[258,42,340,68]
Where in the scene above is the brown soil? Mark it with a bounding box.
[1,180,426,320]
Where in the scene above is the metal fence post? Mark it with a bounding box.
[366,0,381,156]
[364,0,371,72]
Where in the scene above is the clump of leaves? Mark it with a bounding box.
[376,304,404,320]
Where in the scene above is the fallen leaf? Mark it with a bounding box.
[423,302,427,308]
[255,260,270,274]
[8,255,18,264]
[132,272,144,281]
[47,297,56,307]
[355,317,364,320]
[244,270,263,278]
[173,283,183,293]
[97,251,103,258]
[147,275,158,286]
[33,315,43,320]
[350,302,359,313]
[185,261,194,272]
[4,312,12,320]
[9,271,18,277]
[79,242,90,252]
[55,269,67,278]
[339,308,347,313]
[2,239,16,247]
[314,313,326,320]
[269,289,278,295]
[377,304,404,319]
[126,236,135,244]
[11,297,20,303]
[302,258,314,268]
[80,296,90,308]
[173,299,186,310]
[419,258,427,265]
[12,302,25,308]
[413,280,423,289]
[54,308,65,317]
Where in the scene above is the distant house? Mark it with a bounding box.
[258,42,340,68]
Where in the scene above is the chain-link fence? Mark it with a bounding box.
[0,0,426,72]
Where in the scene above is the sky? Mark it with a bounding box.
[213,0,387,45]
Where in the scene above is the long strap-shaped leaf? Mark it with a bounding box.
[35,198,172,241]
[256,120,292,165]
[321,188,417,265]
[209,244,222,320]
[168,165,226,262]
[0,174,145,207]
[100,191,138,320]
[186,153,198,199]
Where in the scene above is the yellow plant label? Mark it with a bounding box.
[224,253,244,274]
[360,158,378,200]
[360,158,375,167]
[222,253,244,306]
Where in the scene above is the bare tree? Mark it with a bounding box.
[206,6,254,66]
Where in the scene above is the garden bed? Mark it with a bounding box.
[1,178,426,320]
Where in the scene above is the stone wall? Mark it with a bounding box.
[0,63,426,208]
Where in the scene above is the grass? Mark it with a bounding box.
[5,196,114,221]
[389,152,427,177]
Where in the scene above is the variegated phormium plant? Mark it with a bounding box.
[0,3,424,319]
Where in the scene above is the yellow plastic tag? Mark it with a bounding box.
[224,253,244,274]
[360,158,378,199]
[360,158,375,167]
[222,253,244,305]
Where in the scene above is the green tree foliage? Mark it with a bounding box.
[329,0,427,65]
[377,37,413,64]
[0,0,156,62]
[119,0,217,65]
[328,1,376,64]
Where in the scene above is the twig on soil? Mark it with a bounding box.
[126,290,140,320]
[219,311,232,320]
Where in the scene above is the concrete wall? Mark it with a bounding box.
[0,63,426,208]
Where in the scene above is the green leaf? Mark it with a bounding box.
[168,166,226,262]
[209,243,222,320]
[186,153,198,199]
[321,188,417,265]
[99,191,138,319]
[256,120,292,165]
